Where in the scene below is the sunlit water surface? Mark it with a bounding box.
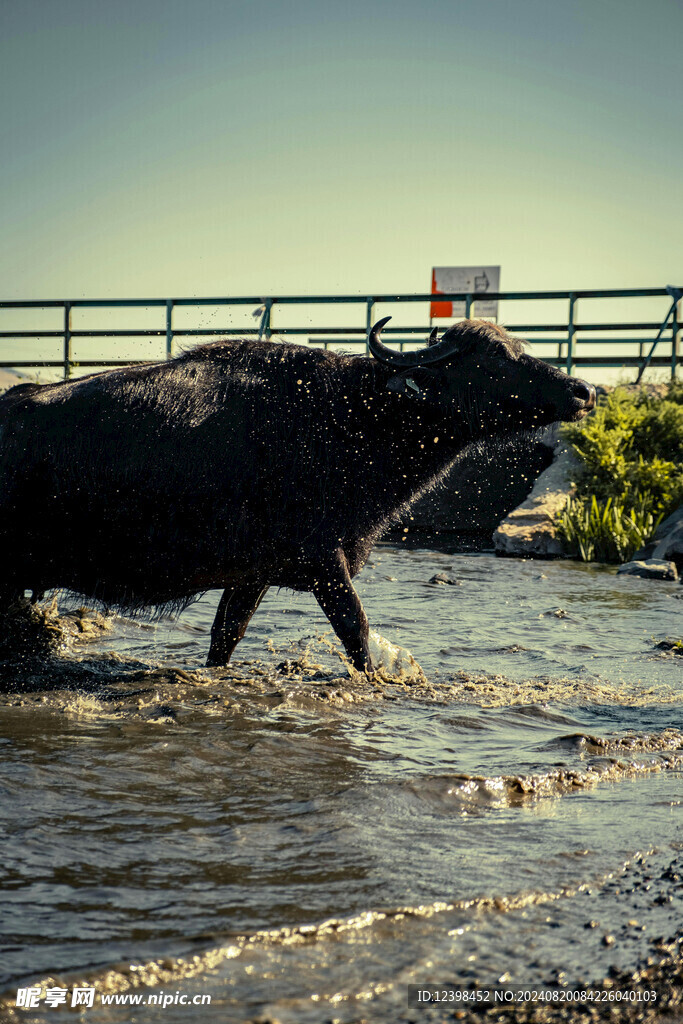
[0,549,681,1022]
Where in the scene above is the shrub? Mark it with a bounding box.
[557,494,663,563]
[633,403,683,462]
[557,382,683,563]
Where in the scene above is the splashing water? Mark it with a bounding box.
[0,548,681,1022]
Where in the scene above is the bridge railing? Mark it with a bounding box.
[0,287,679,380]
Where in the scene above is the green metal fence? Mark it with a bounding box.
[0,286,680,380]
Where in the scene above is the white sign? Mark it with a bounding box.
[431,266,501,318]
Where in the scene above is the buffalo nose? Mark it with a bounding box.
[573,381,596,409]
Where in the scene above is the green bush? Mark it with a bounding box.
[557,382,683,563]
[664,378,683,406]
[633,403,683,462]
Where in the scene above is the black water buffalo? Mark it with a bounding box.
[0,318,595,670]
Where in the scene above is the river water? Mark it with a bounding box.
[0,547,681,1022]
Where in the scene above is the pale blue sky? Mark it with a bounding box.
[0,0,681,301]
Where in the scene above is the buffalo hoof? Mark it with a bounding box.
[366,630,422,680]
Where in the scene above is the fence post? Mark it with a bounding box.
[672,298,680,379]
[365,296,375,353]
[63,302,72,379]
[166,300,174,359]
[566,293,576,375]
[258,298,273,340]
[258,299,274,342]
[265,298,273,340]
[465,294,473,318]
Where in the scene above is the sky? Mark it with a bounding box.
[0,0,681,340]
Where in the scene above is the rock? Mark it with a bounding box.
[630,540,658,561]
[428,572,457,585]
[0,369,32,394]
[651,522,683,571]
[616,559,679,581]
[493,445,580,557]
[392,433,555,543]
[628,504,683,571]
[652,503,683,541]
[654,639,683,655]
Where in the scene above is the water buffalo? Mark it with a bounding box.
[0,318,595,671]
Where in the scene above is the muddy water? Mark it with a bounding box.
[0,548,681,1022]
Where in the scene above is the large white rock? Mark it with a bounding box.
[493,445,580,557]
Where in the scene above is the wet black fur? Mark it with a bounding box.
[0,321,593,667]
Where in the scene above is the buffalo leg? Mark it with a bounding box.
[207,582,269,667]
[312,554,371,672]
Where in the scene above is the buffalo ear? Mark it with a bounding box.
[386,373,413,395]
[386,368,439,396]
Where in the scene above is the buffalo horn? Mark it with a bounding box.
[368,317,462,367]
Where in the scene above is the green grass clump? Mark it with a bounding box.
[558,494,663,563]
[556,382,683,563]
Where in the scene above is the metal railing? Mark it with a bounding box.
[0,286,680,380]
